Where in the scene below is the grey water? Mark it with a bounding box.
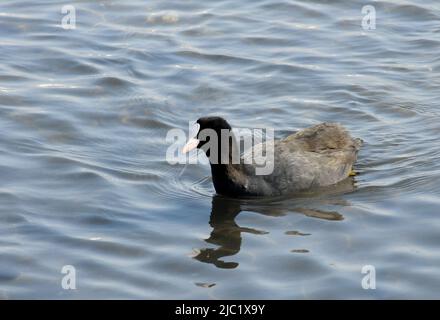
[0,0,439,299]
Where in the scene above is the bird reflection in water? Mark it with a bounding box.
[192,196,265,269]
[192,177,356,269]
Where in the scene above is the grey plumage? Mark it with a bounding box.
[188,117,362,197]
[239,122,362,196]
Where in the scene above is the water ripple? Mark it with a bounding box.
[1,0,440,299]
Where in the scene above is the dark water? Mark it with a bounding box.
[1,0,440,299]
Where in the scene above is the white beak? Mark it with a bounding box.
[182,122,201,154]
[182,138,200,154]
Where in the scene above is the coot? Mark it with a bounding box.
[183,116,362,197]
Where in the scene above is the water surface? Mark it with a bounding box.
[0,0,440,299]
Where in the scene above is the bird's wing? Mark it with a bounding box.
[282,122,361,153]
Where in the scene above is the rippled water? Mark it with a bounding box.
[1,0,439,299]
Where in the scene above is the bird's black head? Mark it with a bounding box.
[196,116,231,150]
[196,116,231,131]
[183,116,235,162]
[182,116,245,196]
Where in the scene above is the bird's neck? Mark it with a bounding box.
[208,136,246,196]
[210,163,245,196]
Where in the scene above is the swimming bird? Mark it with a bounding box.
[182,116,362,197]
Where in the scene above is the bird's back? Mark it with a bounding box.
[241,123,362,196]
